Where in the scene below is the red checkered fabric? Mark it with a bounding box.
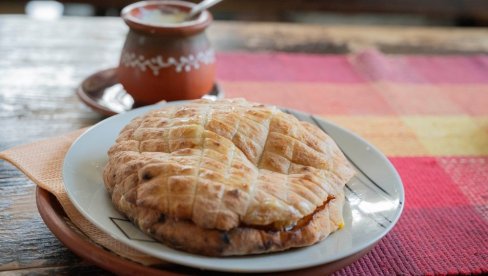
[217,49,488,275]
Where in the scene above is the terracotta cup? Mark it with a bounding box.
[118,0,216,105]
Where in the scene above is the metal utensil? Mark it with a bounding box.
[185,0,223,20]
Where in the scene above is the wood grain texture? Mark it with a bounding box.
[209,21,488,54]
[0,163,84,272]
[0,15,487,274]
[0,16,117,274]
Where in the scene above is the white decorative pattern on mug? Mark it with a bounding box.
[120,49,215,75]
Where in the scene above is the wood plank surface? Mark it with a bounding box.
[0,15,487,274]
[210,21,488,54]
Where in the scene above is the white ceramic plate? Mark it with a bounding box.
[63,101,404,273]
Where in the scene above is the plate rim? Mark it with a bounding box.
[62,101,405,273]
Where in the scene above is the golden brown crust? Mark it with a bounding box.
[103,98,354,256]
[111,186,338,256]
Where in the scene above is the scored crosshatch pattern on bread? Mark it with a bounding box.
[103,98,355,255]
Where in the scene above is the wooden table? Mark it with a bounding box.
[0,15,487,274]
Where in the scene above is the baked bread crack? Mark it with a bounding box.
[103,98,355,256]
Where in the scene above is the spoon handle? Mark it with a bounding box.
[186,0,223,20]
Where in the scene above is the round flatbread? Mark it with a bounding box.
[103,99,354,256]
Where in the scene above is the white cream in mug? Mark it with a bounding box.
[138,7,187,24]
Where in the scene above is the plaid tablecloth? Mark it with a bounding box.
[217,49,488,275]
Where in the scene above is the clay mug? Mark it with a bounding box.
[118,0,216,105]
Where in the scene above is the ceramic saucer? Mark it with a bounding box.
[76,68,223,116]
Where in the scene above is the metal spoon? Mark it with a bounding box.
[185,0,223,20]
